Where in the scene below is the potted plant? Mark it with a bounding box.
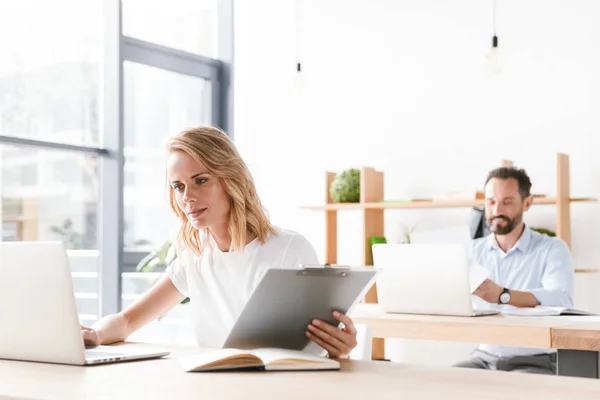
[330,168,360,203]
[136,240,189,304]
[530,227,556,237]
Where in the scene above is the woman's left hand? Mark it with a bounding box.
[306,311,358,359]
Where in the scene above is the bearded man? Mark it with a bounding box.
[454,167,574,375]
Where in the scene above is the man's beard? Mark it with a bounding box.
[487,212,523,235]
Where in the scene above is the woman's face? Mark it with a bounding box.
[167,150,230,230]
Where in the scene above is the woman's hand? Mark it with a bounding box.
[306,311,358,359]
[81,326,102,347]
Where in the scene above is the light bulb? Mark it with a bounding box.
[293,61,304,97]
[486,35,502,76]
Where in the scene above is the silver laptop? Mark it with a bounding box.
[372,243,498,317]
[0,241,169,365]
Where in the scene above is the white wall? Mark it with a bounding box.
[234,0,600,364]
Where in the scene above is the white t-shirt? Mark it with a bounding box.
[165,227,319,349]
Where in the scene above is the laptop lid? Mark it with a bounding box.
[372,243,475,316]
[0,242,86,365]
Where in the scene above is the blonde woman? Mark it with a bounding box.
[81,126,358,358]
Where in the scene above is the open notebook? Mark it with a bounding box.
[177,348,340,372]
[501,306,596,317]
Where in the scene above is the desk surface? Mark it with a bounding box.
[351,304,600,349]
[1,343,600,400]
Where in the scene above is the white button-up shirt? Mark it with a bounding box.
[472,225,574,357]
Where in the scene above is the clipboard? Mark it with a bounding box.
[222,265,380,351]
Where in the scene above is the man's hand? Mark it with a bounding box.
[473,279,504,304]
[474,279,540,307]
[306,311,358,359]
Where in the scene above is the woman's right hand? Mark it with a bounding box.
[78,276,185,348]
[81,326,102,347]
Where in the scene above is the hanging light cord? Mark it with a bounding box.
[492,0,498,48]
[296,0,302,72]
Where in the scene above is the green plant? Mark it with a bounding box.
[136,240,177,272]
[403,232,411,244]
[329,168,360,203]
[398,222,419,244]
[136,240,189,305]
[531,227,556,237]
[50,218,85,249]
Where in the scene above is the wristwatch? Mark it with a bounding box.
[499,288,511,304]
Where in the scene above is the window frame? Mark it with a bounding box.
[0,0,233,317]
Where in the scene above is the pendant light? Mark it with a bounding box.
[293,0,304,97]
[486,0,502,75]
[296,0,303,74]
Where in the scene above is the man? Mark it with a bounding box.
[455,167,574,374]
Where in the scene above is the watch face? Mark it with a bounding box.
[500,292,511,304]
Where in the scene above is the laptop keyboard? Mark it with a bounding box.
[85,350,126,359]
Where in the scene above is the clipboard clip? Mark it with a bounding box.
[299,264,351,270]
[298,264,351,277]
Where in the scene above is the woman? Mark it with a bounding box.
[82,126,358,358]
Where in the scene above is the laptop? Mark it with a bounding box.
[0,241,169,365]
[372,243,498,317]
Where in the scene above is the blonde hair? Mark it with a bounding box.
[165,126,276,256]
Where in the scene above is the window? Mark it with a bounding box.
[0,0,101,146]
[0,146,98,247]
[123,61,212,251]
[120,62,212,341]
[122,0,218,57]
[0,0,229,326]
[0,144,99,325]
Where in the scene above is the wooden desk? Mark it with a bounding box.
[351,304,600,378]
[553,322,600,351]
[1,343,600,400]
[552,322,600,379]
[351,304,570,348]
